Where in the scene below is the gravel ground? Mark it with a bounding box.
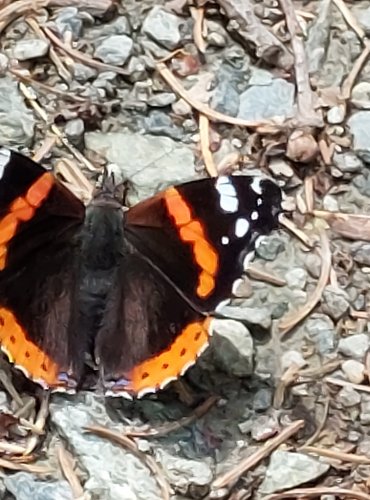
[1,0,370,499]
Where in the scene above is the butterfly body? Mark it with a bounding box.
[0,148,282,398]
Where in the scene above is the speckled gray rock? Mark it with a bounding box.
[142,7,182,50]
[4,473,73,500]
[156,450,213,497]
[337,386,361,407]
[12,39,49,60]
[211,319,254,376]
[259,450,330,494]
[85,131,196,204]
[50,393,160,500]
[55,7,83,39]
[333,151,363,174]
[0,76,34,146]
[352,242,370,266]
[338,333,370,359]
[65,118,84,145]
[342,359,365,383]
[322,285,350,320]
[94,35,133,65]
[238,79,295,121]
[302,314,336,355]
[255,234,285,261]
[351,82,370,109]
[348,111,370,163]
[217,304,272,329]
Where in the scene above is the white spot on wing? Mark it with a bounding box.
[221,236,229,245]
[216,176,238,213]
[235,218,250,238]
[0,148,11,179]
[251,211,258,221]
[250,177,262,195]
[257,197,262,206]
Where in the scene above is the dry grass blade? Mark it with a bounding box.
[299,396,330,447]
[279,230,331,336]
[304,177,314,214]
[23,392,49,456]
[314,210,370,241]
[245,266,286,287]
[57,444,85,499]
[32,136,58,163]
[190,6,207,53]
[42,26,130,79]
[85,425,171,500]
[273,364,300,409]
[0,370,23,407]
[0,441,27,454]
[332,0,366,40]
[300,445,370,464]
[211,420,304,491]
[265,486,370,500]
[278,0,323,127]
[55,158,94,205]
[19,82,97,172]
[126,396,218,438]
[199,114,217,177]
[0,0,47,34]
[278,214,315,248]
[156,62,284,131]
[0,456,53,474]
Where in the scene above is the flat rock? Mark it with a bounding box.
[338,333,370,359]
[4,472,73,500]
[85,132,196,204]
[302,314,336,355]
[211,319,254,376]
[322,285,350,320]
[50,393,160,500]
[348,111,370,163]
[333,151,363,174]
[13,39,49,60]
[94,35,133,65]
[142,6,182,49]
[259,450,330,494]
[218,304,272,330]
[337,386,361,407]
[0,76,34,146]
[238,79,295,121]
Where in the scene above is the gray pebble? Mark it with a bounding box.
[342,359,365,384]
[13,39,49,61]
[327,105,345,124]
[253,388,273,411]
[352,242,370,266]
[348,111,370,163]
[55,7,83,39]
[94,35,133,65]
[142,6,182,50]
[303,314,336,355]
[4,473,73,500]
[255,234,285,261]
[338,333,370,359]
[65,118,85,145]
[211,319,254,377]
[337,386,361,407]
[333,151,363,174]
[321,285,350,320]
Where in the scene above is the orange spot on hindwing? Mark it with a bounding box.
[164,189,218,298]
[122,318,212,397]
[0,173,54,270]
[0,307,60,387]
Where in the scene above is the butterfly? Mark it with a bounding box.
[0,147,282,398]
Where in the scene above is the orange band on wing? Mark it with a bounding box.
[164,188,218,298]
[0,307,60,387]
[0,173,54,270]
[122,318,212,396]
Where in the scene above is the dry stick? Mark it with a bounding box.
[300,445,370,465]
[126,396,218,438]
[0,370,23,407]
[42,26,131,79]
[57,445,85,499]
[278,0,323,127]
[26,18,71,83]
[266,487,370,500]
[32,136,58,163]
[212,420,304,491]
[304,176,314,214]
[0,0,47,34]
[19,82,97,172]
[85,426,171,500]
[279,230,331,336]
[299,396,330,448]
[0,456,52,474]
[199,114,217,177]
[278,214,315,248]
[326,376,370,394]
[156,62,284,132]
[245,266,286,287]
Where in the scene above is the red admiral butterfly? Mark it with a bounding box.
[0,147,281,398]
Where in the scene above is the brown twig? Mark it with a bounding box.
[125,396,218,438]
[32,136,58,163]
[279,230,331,336]
[245,266,286,287]
[156,62,284,132]
[42,26,130,79]
[300,445,370,465]
[314,210,370,241]
[84,426,171,500]
[24,392,49,456]
[299,396,330,448]
[326,377,370,394]
[279,0,323,127]
[278,214,315,248]
[266,487,370,500]
[190,5,207,53]
[57,444,85,499]
[0,456,52,474]
[211,420,304,491]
